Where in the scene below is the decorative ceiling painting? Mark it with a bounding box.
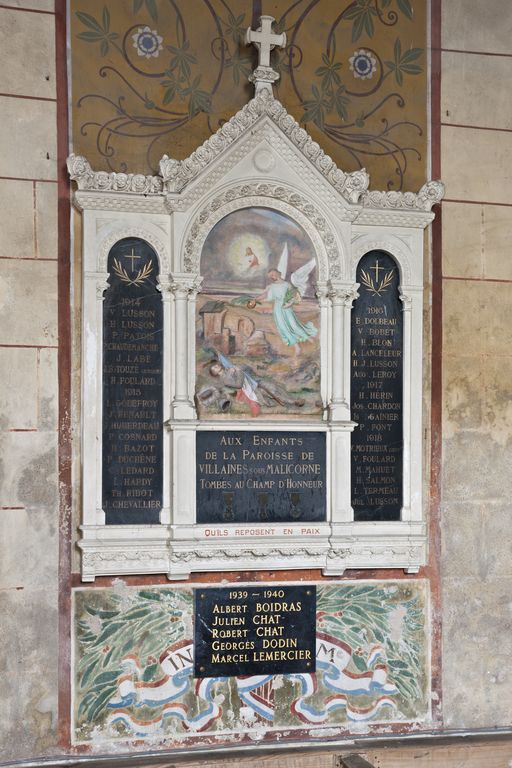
[70,0,427,191]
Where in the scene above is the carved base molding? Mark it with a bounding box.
[78,523,426,580]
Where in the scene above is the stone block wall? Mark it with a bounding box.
[440,0,512,728]
[0,1,60,758]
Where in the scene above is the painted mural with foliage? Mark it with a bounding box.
[73,581,429,746]
[70,0,427,191]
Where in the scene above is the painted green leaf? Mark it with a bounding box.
[401,47,423,63]
[146,0,158,22]
[91,670,121,685]
[333,88,349,120]
[133,0,143,12]
[121,638,135,654]
[80,658,101,689]
[138,590,164,601]
[87,685,118,723]
[76,12,103,32]
[397,0,414,20]
[351,653,368,672]
[102,646,116,666]
[77,691,96,718]
[121,606,155,621]
[389,659,408,669]
[344,0,376,42]
[142,662,160,681]
[79,648,101,670]
[162,85,177,104]
[77,31,103,41]
[224,11,246,42]
[85,606,120,619]
[226,50,252,85]
[386,38,423,85]
[301,84,329,129]
[95,621,126,645]
[189,89,212,117]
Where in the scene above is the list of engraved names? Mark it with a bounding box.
[351,252,403,521]
[102,238,163,524]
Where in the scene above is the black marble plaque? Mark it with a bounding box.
[194,585,316,677]
[351,251,403,521]
[196,431,326,523]
[102,237,163,524]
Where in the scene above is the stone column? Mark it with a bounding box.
[328,282,357,422]
[170,273,201,420]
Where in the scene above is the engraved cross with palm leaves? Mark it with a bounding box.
[113,247,153,287]
[360,258,394,296]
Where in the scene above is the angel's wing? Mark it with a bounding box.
[277,242,289,279]
[290,257,316,297]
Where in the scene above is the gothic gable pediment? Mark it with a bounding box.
[159,90,370,206]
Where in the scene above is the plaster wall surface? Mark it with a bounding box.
[440,0,512,729]
[0,1,60,759]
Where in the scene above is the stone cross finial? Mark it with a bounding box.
[245,15,287,95]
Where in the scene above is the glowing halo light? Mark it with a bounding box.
[226,234,269,276]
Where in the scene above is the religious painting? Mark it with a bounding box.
[195,207,321,420]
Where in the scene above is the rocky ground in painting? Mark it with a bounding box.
[195,295,322,420]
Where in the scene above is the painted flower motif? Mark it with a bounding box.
[132,26,163,59]
[349,49,377,79]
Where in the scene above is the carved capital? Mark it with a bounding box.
[399,289,413,310]
[170,273,202,297]
[328,282,358,307]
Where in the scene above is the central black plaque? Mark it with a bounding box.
[196,431,326,523]
[194,585,316,677]
[102,237,163,525]
[351,250,403,521]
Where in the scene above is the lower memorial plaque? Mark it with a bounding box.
[194,585,316,677]
[196,431,326,523]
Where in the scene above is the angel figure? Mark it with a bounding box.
[256,243,317,356]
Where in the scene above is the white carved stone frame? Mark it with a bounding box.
[76,210,173,581]
[68,93,442,581]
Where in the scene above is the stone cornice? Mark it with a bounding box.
[67,154,163,195]
[361,180,445,212]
